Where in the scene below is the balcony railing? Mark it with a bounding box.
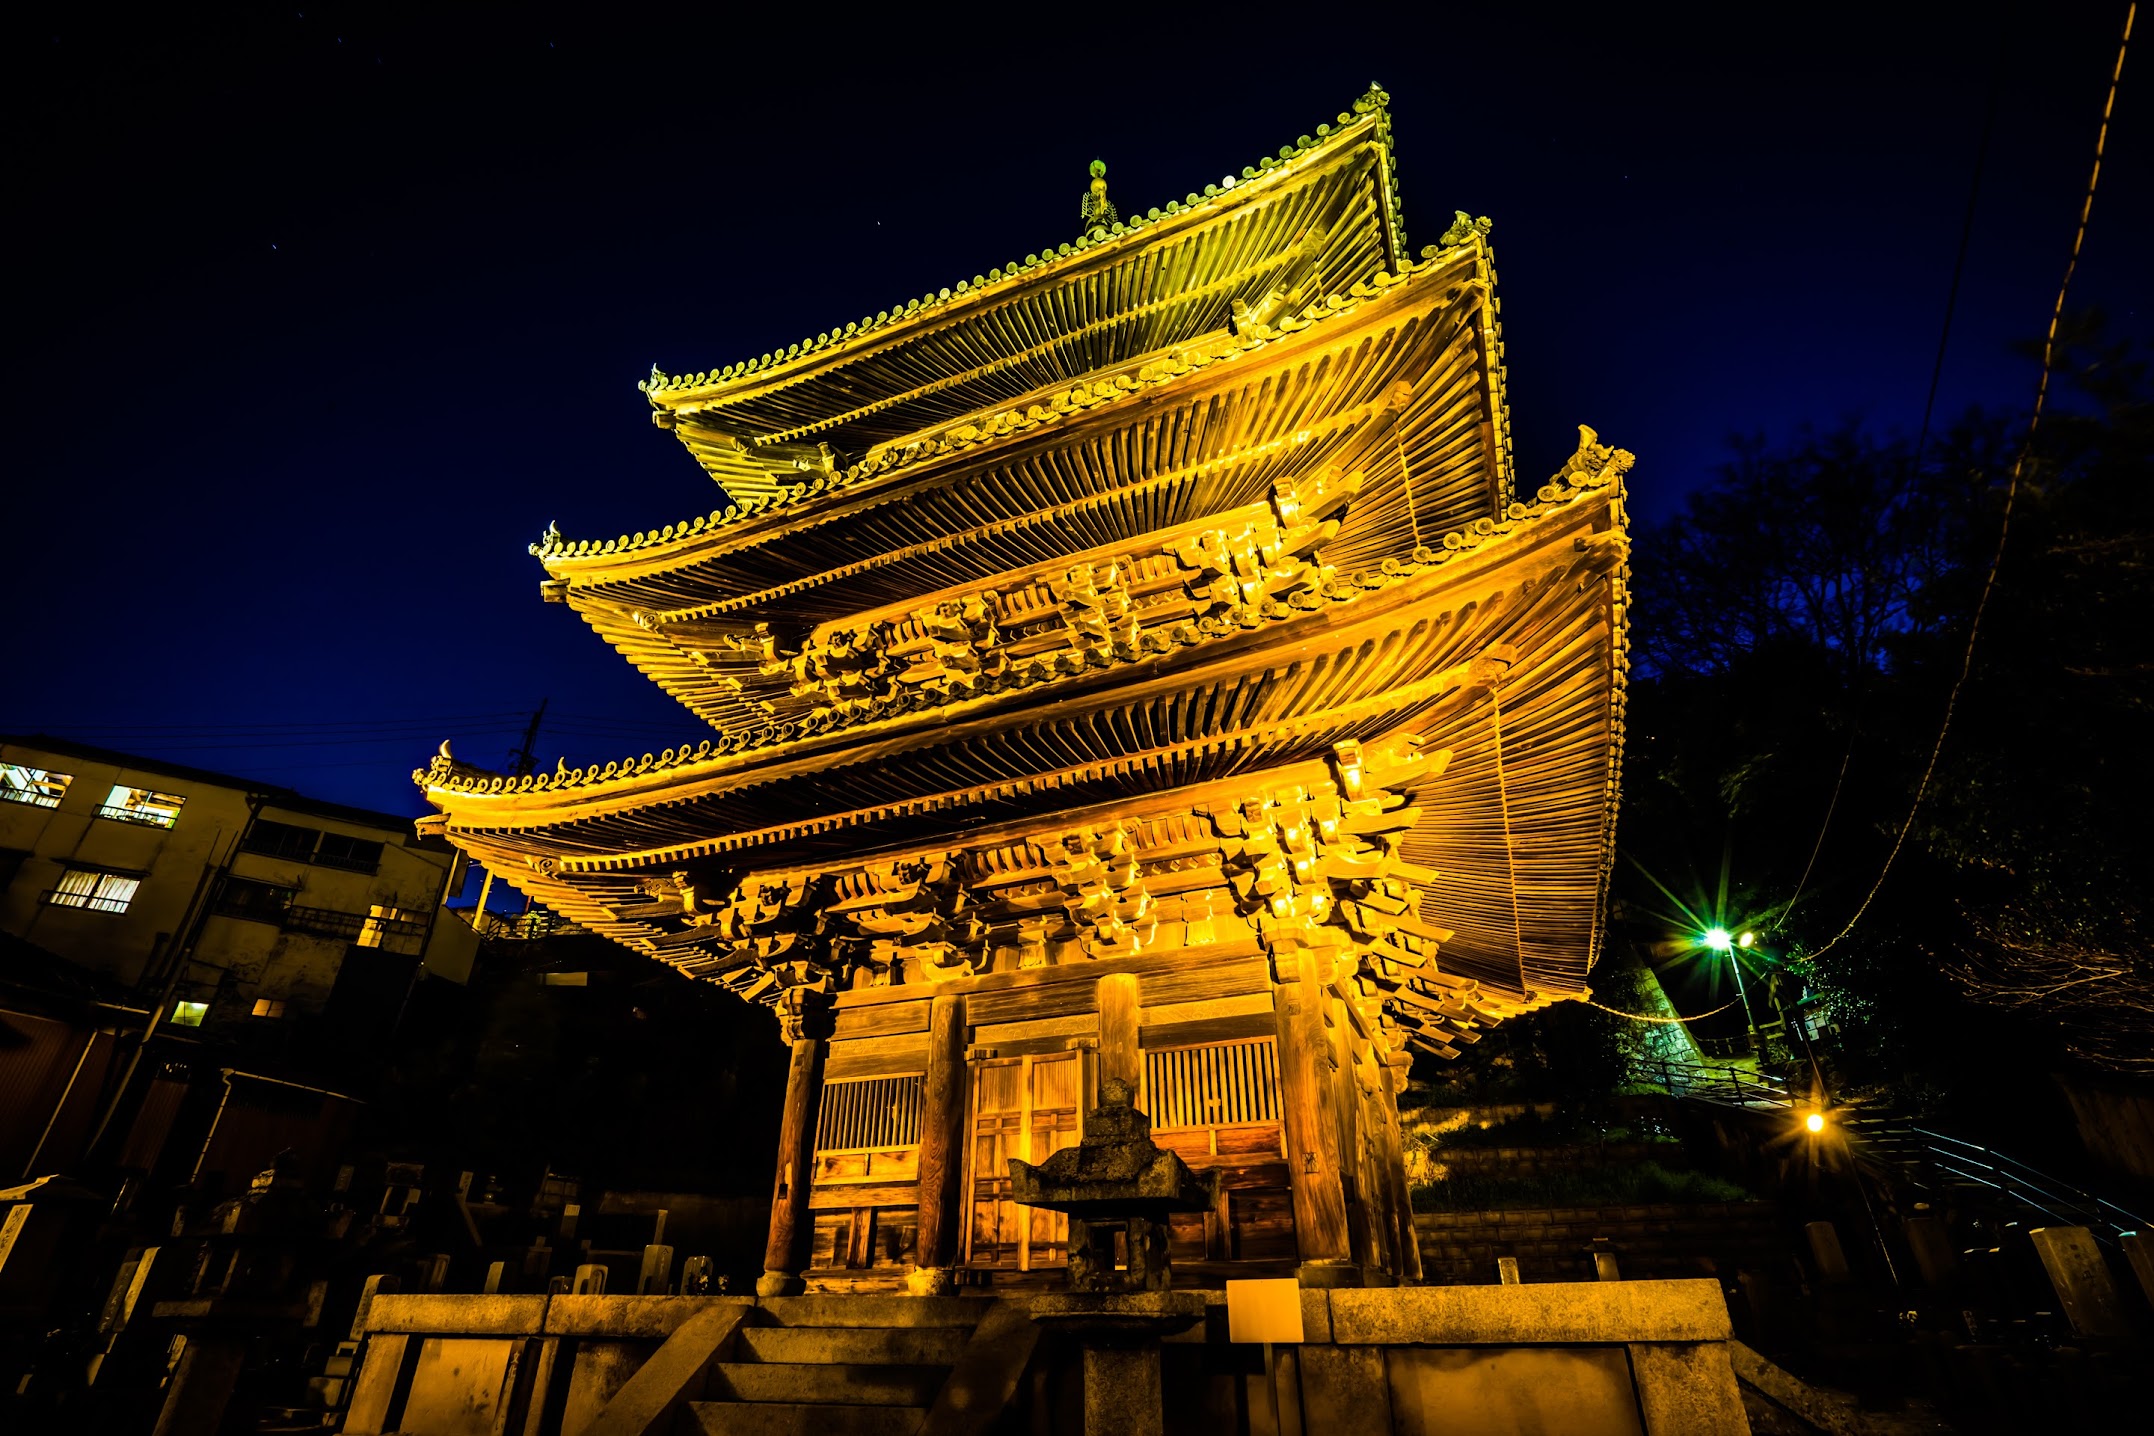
[282,904,366,941]
[2,786,65,809]
[456,908,573,942]
[43,888,131,915]
[97,803,179,828]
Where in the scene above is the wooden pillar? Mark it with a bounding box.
[909,993,967,1295]
[1377,1055,1423,1282]
[1333,1018,1380,1276]
[1098,972,1142,1094]
[1270,944,1353,1280]
[758,991,830,1297]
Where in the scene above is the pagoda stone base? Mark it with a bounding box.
[340,1280,1746,1435]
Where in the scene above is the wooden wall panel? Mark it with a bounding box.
[1140,957,1271,1009]
[972,1011,1099,1054]
[833,1000,932,1039]
[824,1032,929,1079]
[1140,992,1276,1050]
[965,981,1098,1029]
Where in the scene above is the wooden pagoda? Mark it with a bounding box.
[415,87,1632,1297]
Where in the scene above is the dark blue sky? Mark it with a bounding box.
[7,2,2146,817]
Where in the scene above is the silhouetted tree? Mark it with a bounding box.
[1620,317,2152,1107]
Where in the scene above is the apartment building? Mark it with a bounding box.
[1,735,481,1182]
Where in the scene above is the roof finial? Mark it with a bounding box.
[1079,158,1119,238]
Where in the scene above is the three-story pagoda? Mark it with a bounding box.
[416,87,1632,1297]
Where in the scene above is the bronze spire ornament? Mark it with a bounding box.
[1079,158,1120,236]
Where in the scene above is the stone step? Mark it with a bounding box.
[737,1325,971,1366]
[707,1362,946,1407]
[756,1295,983,1329]
[684,1400,925,1436]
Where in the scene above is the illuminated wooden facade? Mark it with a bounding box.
[415,88,1631,1295]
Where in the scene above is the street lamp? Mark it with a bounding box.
[1702,927,1763,1057]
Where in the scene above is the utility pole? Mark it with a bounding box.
[507,698,549,779]
[470,700,547,934]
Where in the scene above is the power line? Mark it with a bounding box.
[1780,740,1853,929]
[1774,18,2001,932]
[1806,1,2136,963]
[4,712,534,734]
[1587,996,1743,1025]
[24,728,541,754]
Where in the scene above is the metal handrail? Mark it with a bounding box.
[41,887,131,915]
[455,907,572,941]
[96,803,179,827]
[1644,1056,2151,1247]
[1635,1056,1789,1107]
[1860,1120,2147,1244]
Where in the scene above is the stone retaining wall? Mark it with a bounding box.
[1416,1201,1788,1284]
[1419,1142,1677,1174]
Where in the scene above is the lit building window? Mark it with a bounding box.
[250,998,287,1019]
[1,763,73,808]
[46,868,142,914]
[170,1000,209,1028]
[358,904,423,949]
[98,785,187,828]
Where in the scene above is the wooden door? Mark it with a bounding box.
[963,1051,1082,1271]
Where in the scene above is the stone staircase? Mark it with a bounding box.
[682,1295,983,1435]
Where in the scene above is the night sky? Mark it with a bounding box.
[8,3,2146,819]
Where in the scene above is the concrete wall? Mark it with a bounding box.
[2,742,254,988]
[194,796,456,1026]
[2,739,459,1034]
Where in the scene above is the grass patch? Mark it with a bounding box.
[1409,1160,1752,1212]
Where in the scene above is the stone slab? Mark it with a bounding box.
[548,1294,751,1339]
[1297,1344,1391,1436]
[919,1301,1039,1436]
[1083,1344,1163,1436]
[399,1337,522,1436]
[2028,1226,2129,1339]
[1325,1279,1731,1346]
[585,1303,749,1436]
[738,1325,968,1365]
[709,1361,945,1406]
[686,1403,925,1435]
[1628,1341,1747,1435]
[364,1293,547,1336]
[761,1295,982,1329]
[1386,1345,1644,1436]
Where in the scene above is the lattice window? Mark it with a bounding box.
[815,1074,923,1154]
[1143,1036,1281,1132]
[47,868,142,915]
